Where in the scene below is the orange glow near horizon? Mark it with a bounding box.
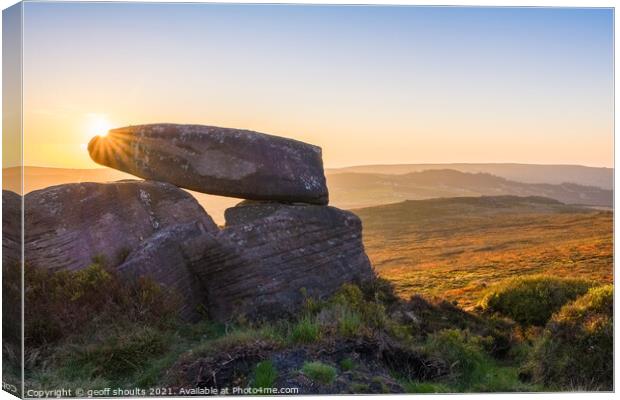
[13,4,613,170]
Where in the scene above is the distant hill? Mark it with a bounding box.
[327,163,613,190]
[355,196,613,308]
[327,169,612,209]
[3,166,613,225]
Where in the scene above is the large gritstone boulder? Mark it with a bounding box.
[24,180,218,272]
[117,222,214,321]
[87,124,329,205]
[191,201,374,321]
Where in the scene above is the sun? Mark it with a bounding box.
[86,115,113,138]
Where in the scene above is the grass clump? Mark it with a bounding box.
[330,284,388,330]
[307,284,389,341]
[479,276,592,326]
[339,357,355,371]
[252,360,278,389]
[301,361,337,385]
[335,308,362,337]
[402,381,450,393]
[526,285,613,391]
[289,316,320,344]
[61,326,168,380]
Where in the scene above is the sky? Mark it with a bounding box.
[12,3,615,169]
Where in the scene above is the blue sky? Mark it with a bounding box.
[20,3,614,168]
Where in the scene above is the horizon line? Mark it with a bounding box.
[4,162,615,171]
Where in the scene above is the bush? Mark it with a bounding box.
[360,277,400,307]
[421,329,491,389]
[24,262,181,348]
[301,361,337,385]
[526,285,613,390]
[479,276,592,326]
[419,329,532,392]
[331,284,365,309]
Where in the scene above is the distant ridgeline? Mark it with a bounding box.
[3,162,613,225]
[327,163,613,190]
[326,169,612,210]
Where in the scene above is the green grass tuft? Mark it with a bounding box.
[289,316,320,344]
[337,310,362,337]
[301,361,337,385]
[339,357,355,371]
[63,326,168,380]
[402,381,450,393]
[252,360,278,389]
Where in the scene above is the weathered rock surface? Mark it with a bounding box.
[2,190,21,266]
[117,222,213,321]
[110,200,373,321]
[88,124,329,204]
[192,201,374,321]
[24,180,218,272]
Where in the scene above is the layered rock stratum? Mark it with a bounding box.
[196,201,373,320]
[23,180,217,272]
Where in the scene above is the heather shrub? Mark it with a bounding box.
[526,285,613,390]
[479,276,592,326]
[420,329,490,389]
[24,261,180,348]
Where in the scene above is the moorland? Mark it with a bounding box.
[2,163,613,394]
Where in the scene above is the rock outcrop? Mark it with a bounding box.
[20,124,374,323]
[117,222,214,321]
[111,200,374,321]
[2,190,21,266]
[88,124,329,205]
[24,180,218,272]
[193,201,374,321]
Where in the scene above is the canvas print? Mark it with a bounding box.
[1,2,614,397]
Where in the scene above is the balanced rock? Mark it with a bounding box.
[24,180,218,272]
[88,124,329,205]
[191,201,374,321]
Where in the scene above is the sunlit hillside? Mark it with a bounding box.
[356,196,613,309]
[327,169,612,209]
